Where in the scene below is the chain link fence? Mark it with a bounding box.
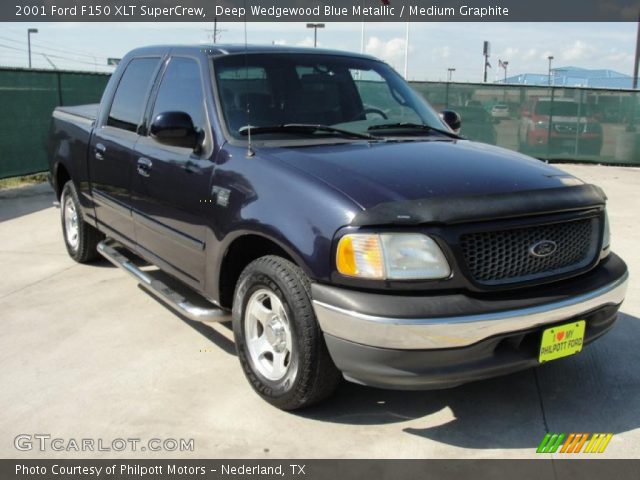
[0,70,638,180]
[411,81,640,165]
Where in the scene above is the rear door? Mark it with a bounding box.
[89,57,162,246]
[130,55,214,288]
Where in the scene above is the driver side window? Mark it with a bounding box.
[350,68,421,122]
[152,57,207,135]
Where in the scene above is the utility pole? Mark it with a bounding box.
[205,18,226,44]
[548,55,554,86]
[483,41,491,83]
[27,28,38,69]
[306,23,325,48]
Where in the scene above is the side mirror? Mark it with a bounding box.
[150,111,199,149]
[441,110,461,133]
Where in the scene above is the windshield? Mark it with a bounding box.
[535,101,579,116]
[212,53,447,141]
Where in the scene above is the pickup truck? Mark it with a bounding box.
[519,97,603,156]
[48,45,628,410]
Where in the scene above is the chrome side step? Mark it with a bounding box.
[97,240,231,323]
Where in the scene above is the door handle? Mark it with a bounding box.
[137,157,152,177]
[94,143,106,161]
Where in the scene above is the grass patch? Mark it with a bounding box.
[0,172,48,190]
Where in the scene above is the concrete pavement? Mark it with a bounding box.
[0,164,638,459]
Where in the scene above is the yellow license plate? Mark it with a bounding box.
[539,320,586,363]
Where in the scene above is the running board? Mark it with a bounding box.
[97,240,231,323]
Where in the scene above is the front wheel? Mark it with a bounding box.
[60,181,103,263]
[232,255,341,410]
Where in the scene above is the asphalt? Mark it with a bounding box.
[0,164,638,459]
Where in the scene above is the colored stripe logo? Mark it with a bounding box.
[537,433,613,453]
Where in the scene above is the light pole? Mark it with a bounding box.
[633,10,640,89]
[547,55,554,86]
[502,60,509,83]
[403,22,410,79]
[447,68,456,82]
[27,28,38,69]
[306,23,325,48]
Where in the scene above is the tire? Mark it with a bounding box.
[60,180,103,263]
[232,255,341,410]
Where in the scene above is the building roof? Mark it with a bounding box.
[496,66,635,89]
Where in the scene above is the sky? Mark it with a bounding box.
[0,22,637,82]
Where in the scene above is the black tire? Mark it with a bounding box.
[232,255,341,410]
[60,180,103,263]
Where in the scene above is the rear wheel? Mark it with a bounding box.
[61,181,103,263]
[232,255,341,410]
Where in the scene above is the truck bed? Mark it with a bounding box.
[54,104,99,122]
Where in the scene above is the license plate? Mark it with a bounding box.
[539,320,586,363]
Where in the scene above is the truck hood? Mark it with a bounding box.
[260,139,584,211]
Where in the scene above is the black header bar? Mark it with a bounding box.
[5,0,640,22]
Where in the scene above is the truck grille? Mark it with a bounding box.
[459,218,598,285]
[554,123,581,134]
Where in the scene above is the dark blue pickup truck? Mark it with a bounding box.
[48,45,628,410]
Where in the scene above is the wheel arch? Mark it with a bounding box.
[53,162,72,199]
[216,232,310,310]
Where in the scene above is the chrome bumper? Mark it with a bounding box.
[312,272,628,350]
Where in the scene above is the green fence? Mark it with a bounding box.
[0,68,110,179]
[1,71,639,179]
[411,81,640,165]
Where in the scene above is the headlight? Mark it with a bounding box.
[535,121,549,130]
[336,233,451,280]
[602,210,610,250]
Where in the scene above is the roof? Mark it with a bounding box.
[496,66,636,89]
[127,43,379,61]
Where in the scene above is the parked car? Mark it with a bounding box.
[491,104,510,119]
[518,97,603,156]
[48,45,628,410]
[453,105,498,144]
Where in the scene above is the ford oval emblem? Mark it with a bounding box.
[529,240,558,258]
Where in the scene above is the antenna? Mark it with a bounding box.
[244,1,254,157]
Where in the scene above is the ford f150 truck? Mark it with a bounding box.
[48,45,628,410]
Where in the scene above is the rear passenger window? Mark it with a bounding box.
[107,57,160,132]
[151,57,207,134]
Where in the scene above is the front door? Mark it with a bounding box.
[130,56,213,288]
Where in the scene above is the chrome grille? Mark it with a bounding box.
[459,218,598,285]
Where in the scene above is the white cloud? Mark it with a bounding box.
[365,36,407,66]
[431,45,451,59]
[561,40,597,62]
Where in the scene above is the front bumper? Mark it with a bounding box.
[312,254,628,389]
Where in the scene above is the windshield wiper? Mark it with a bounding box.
[367,122,461,139]
[238,124,378,140]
